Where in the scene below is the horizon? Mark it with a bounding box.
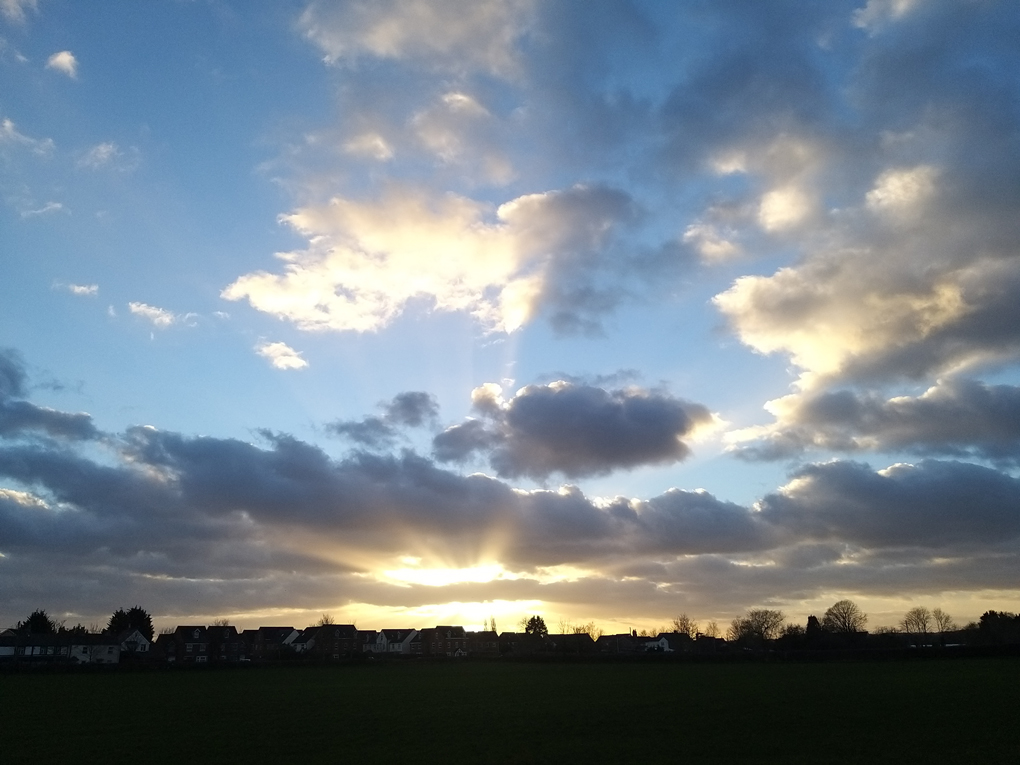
[2,0,1019,636]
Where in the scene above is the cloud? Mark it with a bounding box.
[326,391,438,447]
[55,283,98,296]
[0,117,54,156]
[45,50,77,78]
[0,0,37,24]
[223,183,636,334]
[254,341,308,370]
[731,378,1020,464]
[0,349,98,441]
[76,142,138,171]
[20,201,63,218]
[298,0,535,78]
[2,362,1020,626]
[433,381,715,480]
[128,302,181,328]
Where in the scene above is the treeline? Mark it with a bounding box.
[7,607,154,641]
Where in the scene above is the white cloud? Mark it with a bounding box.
[0,0,37,23]
[20,201,63,218]
[683,223,741,263]
[757,186,812,232]
[128,302,183,328]
[853,0,921,33]
[59,283,98,296]
[866,165,938,216]
[343,133,394,161]
[223,184,629,334]
[255,340,308,370]
[0,117,54,156]
[76,142,138,171]
[299,0,535,78]
[45,50,78,79]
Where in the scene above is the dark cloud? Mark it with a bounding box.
[0,348,27,399]
[735,379,1020,463]
[433,381,714,480]
[759,459,1020,550]
[326,391,439,448]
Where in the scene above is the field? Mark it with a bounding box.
[2,657,1018,764]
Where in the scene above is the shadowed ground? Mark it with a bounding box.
[2,657,1017,764]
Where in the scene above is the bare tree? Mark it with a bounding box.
[671,613,698,638]
[702,620,720,638]
[901,606,933,645]
[822,599,868,633]
[210,618,230,627]
[487,616,497,633]
[728,609,785,644]
[317,613,336,626]
[932,608,956,633]
[571,621,604,639]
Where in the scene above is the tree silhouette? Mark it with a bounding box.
[822,599,868,633]
[671,613,698,638]
[106,606,154,641]
[728,609,785,645]
[901,607,932,645]
[18,609,56,635]
[523,615,548,636]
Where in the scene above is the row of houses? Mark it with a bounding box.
[1,623,718,666]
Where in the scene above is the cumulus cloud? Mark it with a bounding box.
[327,391,438,448]
[731,379,1020,464]
[2,356,1020,626]
[298,0,535,78]
[0,349,98,441]
[433,381,715,480]
[254,341,308,370]
[223,184,635,334]
[45,50,77,78]
[128,301,184,328]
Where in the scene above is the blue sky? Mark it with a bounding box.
[2,0,1019,634]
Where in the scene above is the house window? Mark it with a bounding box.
[186,644,193,653]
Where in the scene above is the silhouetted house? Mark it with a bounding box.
[159,626,211,663]
[0,634,16,661]
[357,630,378,653]
[693,634,726,654]
[208,625,247,662]
[376,628,418,655]
[69,634,121,664]
[116,628,152,657]
[546,633,596,655]
[243,627,299,660]
[466,630,500,657]
[596,633,650,654]
[497,631,546,656]
[646,633,694,653]
[421,626,467,656]
[9,634,73,664]
[304,624,360,659]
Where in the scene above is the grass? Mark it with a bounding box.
[2,657,1018,764]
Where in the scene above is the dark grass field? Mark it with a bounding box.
[2,657,1018,764]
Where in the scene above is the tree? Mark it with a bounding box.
[822,599,868,633]
[728,609,785,645]
[17,609,57,635]
[211,618,230,627]
[702,620,720,638]
[571,621,604,639]
[106,606,154,641]
[523,615,548,636]
[900,606,933,645]
[932,608,955,634]
[487,616,497,633]
[671,613,698,638]
[317,613,335,626]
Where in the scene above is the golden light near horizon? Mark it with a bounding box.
[381,560,516,588]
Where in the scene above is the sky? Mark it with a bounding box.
[2,0,1019,635]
